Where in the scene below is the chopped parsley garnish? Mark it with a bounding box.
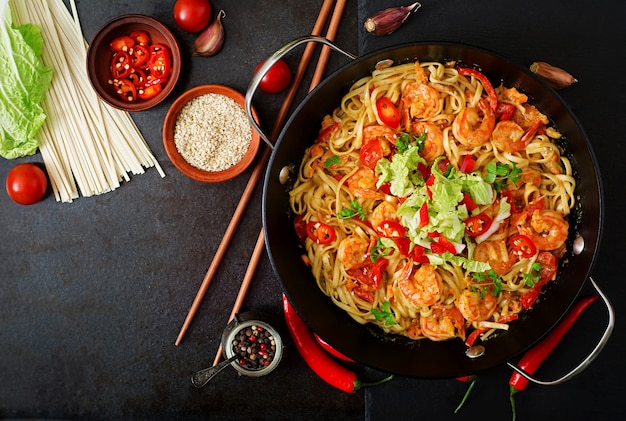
[371,301,397,326]
[370,238,391,262]
[483,162,522,192]
[324,155,341,168]
[523,262,543,287]
[396,131,427,154]
[338,200,366,221]
[470,269,503,297]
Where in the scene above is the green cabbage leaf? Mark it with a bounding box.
[0,1,53,159]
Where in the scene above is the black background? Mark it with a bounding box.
[1,0,624,420]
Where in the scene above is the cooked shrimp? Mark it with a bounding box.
[517,209,569,251]
[410,121,444,163]
[508,168,542,190]
[363,125,397,150]
[492,120,528,153]
[347,167,384,200]
[401,83,440,126]
[370,201,398,231]
[473,239,517,275]
[399,264,444,307]
[512,103,549,130]
[420,307,465,341]
[456,289,497,322]
[337,236,370,270]
[452,98,496,147]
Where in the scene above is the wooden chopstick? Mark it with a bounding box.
[175,0,337,346]
[310,0,347,89]
[210,0,347,366]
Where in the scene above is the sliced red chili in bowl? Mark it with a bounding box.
[111,51,132,79]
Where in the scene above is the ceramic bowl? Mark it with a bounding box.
[87,14,181,111]
[162,84,261,183]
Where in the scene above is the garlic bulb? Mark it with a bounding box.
[364,2,421,36]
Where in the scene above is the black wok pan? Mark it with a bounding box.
[249,38,609,378]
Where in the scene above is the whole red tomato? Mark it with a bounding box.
[173,0,212,33]
[255,59,292,94]
[6,163,48,205]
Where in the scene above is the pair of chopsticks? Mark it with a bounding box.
[175,0,348,348]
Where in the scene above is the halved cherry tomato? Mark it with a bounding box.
[305,221,336,245]
[109,35,134,52]
[138,83,162,100]
[376,97,401,128]
[376,220,406,238]
[360,139,385,170]
[410,244,429,264]
[293,215,307,243]
[130,30,150,46]
[113,79,137,102]
[347,258,388,290]
[509,234,537,258]
[111,51,132,79]
[464,213,493,237]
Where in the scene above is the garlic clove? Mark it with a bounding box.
[364,2,421,36]
[530,61,578,89]
[192,10,225,57]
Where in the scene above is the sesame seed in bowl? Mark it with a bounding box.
[163,85,261,183]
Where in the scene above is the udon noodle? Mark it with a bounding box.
[289,60,576,344]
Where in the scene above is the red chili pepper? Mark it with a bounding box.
[509,234,537,258]
[509,295,599,418]
[314,333,355,363]
[282,294,393,392]
[458,67,499,112]
[460,192,478,212]
[305,221,336,244]
[454,375,477,413]
[376,220,406,238]
[464,213,493,237]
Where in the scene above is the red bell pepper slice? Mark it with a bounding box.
[464,213,493,237]
[376,97,401,128]
[458,67,499,112]
[419,202,429,228]
[460,192,478,212]
[305,221,336,245]
[459,154,475,173]
[346,258,388,290]
[509,234,537,258]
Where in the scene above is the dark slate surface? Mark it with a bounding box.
[1,0,625,420]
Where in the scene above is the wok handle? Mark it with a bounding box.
[244,36,357,148]
[506,277,614,386]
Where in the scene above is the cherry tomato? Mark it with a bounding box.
[6,163,48,205]
[359,139,384,170]
[255,59,292,94]
[173,0,212,33]
[375,97,401,128]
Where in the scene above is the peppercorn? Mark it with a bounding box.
[231,324,277,371]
